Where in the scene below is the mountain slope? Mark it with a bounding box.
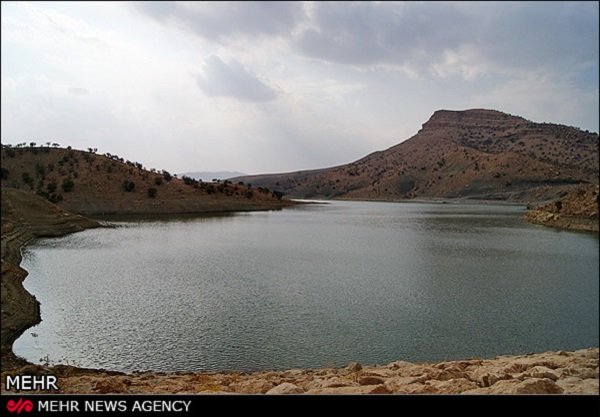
[1,146,286,215]
[236,109,598,202]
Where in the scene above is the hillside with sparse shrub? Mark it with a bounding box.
[235,109,598,203]
[1,144,288,216]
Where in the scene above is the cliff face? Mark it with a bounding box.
[236,109,598,202]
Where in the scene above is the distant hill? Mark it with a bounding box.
[234,109,599,202]
[179,171,246,182]
[0,146,285,216]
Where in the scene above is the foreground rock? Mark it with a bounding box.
[2,348,596,395]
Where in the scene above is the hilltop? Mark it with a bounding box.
[1,145,288,216]
[236,109,598,203]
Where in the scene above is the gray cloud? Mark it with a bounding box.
[135,1,598,80]
[476,2,599,74]
[294,2,599,79]
[135,1,303,41]
[196,55,277,102]
[294,2,475,67]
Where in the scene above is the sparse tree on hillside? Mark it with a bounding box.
[122,180,135,192]
[21,172,33,187]
[35,162,46,178]
[62,178,74,192]
[47,181,57,193]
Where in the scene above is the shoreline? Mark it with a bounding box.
[2,348,597,394]
[1,190,597,394]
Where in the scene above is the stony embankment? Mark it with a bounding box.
[2,348,597,394]
[525,184,599,232]
[1,189,100,368]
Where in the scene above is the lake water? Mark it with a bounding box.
[14,201,599,373]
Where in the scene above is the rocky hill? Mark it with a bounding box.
[236,109,598,202]
[1,146,287,216]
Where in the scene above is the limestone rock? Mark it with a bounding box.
[515,378,564,394]
[391,383,439,394]
[358,376,385,386]
[313,377,355,388]
[383,376,419,392]
[557,377,599,394]
[229,379,275,394]
[388,360,414,370]
[305,385,390,395]
[426,378,479,394]
[266,383,305,395]
[93,377,129,394]
[346,362,362,372]
[526,366,559,381]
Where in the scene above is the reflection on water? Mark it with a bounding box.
[15,201,599,373]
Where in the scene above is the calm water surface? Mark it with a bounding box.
[14,201,599,372]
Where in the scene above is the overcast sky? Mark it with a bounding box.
[2,2,598,174]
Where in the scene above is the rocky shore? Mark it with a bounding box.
[524,185,599,232]
[2,348,598,394]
